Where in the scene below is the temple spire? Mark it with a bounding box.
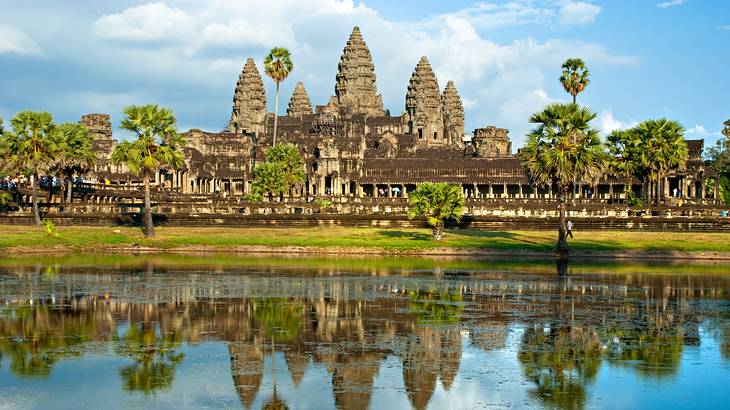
[442,80,465,147]
[335,26,384,117]
[405,56,443,145]
[286,82,313,117]
[229,57,267,134]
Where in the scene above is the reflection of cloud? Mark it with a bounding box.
[0,24,42,55]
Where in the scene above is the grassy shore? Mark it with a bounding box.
[1,225,729,258]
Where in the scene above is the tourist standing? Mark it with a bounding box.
[567,220,574,238]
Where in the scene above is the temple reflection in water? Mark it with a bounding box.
[1,258,729,409]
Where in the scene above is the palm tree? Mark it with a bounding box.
[408,182,465,241]
[1,111,59,225]
[521,103,607,259]
[559,58,590,104]
[722,119,730,139]
[636,119,687,206]
[111,105,186,237]
[265,143,304,196]
[263,47,294,146]
[53,122,97,204]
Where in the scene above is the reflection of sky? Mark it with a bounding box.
[3,326,729,409]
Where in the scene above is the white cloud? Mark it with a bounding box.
[200,19,296,49]
[92,2,195,43]
[0,25,42,55]
[558,1,602,27]
[719,25,730,30]
[686,124,709,136]
[598,111,637,135]
[657,0,685,9]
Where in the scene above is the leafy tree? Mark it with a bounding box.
[264,47,294,146]
[607,128,645,202]
[521,103,606,258]
[408,182,465,241]
[251,161,287,201]
[559,58,590,104]
[52,122,96,204]
[723,119,730,139]
[266,143,304,194]
[111,105,186,237]
[636,119,687,206]
[1,111,59,225]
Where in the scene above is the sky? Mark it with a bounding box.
[1,0,728,148]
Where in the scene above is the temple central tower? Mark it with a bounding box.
[335,26,384,117]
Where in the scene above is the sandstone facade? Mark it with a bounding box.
[229,58,267,135]
[334,26,384,117]
[286,82,313,117]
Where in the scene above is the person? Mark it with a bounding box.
[673,187,677,198]
[567,220,574,238]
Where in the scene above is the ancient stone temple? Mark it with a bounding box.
[286,82,313,117]
[334,26,384,117]
[229,58,267,135]
[79,26,717,207]
[406,57,444,146]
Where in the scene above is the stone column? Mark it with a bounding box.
[502,183,508,198]
[474,184,480,198]
[518,184,523,198]
[488,184,493,198]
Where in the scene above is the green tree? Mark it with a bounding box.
[264,47,294,146]
[1,111,59,225]
[607,128,645,203]
[111,105,186,237]
[251,161,287,201]
[559,58,590,104]
[636,119,687,206]
[408,182,465,241]
[52,122,97,204]
[521,103,606,258]
[266,143,305,195]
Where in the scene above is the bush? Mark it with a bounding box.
[626,191,644,207]
[42,219,58,236]
[314,198,333,209]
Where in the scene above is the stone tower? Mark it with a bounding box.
[441,81,465,147]
[405,56,444,146]
[286,82,313,117]
[80,114,115,173]
[472,126,511,157]
[335,26,384,117]
[229,57,267,135]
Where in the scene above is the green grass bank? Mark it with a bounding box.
[1,225,729,259]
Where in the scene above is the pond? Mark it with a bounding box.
[0,254,729,409]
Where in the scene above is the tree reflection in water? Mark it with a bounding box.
[114,321,184,394]
[0,259,729,409]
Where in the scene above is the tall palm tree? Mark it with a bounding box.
[559,58,590,104]
[408,182,465,241]
[53,122,97,204]
[722,119,730,139]
[111,105,186,237]
[263,47,294,146]
[1,111,59,225]
[636,119,687,206]
[521,103,607,259]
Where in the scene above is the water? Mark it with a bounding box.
[0,254,729,409]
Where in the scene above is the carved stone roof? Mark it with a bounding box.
[441,81,464,139]
[406,57,442,126]
[361,157,527,184]
[335,27,384,117]
[229,58,267,133]
[287,82,313,117]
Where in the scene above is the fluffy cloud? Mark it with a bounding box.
[558,1,602,27]
[598,111,637,135]
[657,0,685,9]
[686,124,709,136]
[92,2,195,43]
[0,25,42,55]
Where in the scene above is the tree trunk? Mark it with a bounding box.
[143,174,155,237]
[557,185,569,261]
[66,173,73,204]
[273,81,280,146]
[432,220,444,241]
[31,173,41,225]
[572,94,576,104]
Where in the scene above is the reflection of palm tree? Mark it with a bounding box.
[253,298,303,343]
[408,290,463,325]
[114,322,184,394]
[518,325,602,410]
[605,324,684,378]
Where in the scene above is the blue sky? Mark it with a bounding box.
[0,0,728,147]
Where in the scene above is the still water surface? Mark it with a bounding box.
[0,255,729,409]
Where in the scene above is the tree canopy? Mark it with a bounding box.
[408,182,465,240]
[559,58,590,104]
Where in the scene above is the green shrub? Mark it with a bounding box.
[42,219,58,236]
